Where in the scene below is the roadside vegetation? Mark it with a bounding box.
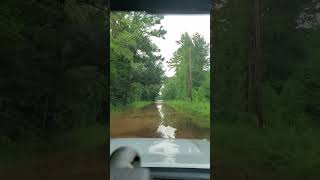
[111,101,153,114]
[110,13,211,131]
[166,100,209,128]
[110,12,165,112]
[161,32,210,129]
[0,1,108,175]
[214,121,320,179]
[212,0,320,179]
[0,124,106,168]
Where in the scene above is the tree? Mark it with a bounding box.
[0,0,108,141]
[212,0,320,127]
[162,32,209,102]
[110,12,166,105]
[248,0,263,127]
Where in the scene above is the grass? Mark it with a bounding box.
[111,101,153,114]
[165,100,320,179]
[110,104,123,113]
[128,101,153,109]
[49,124,106,150]
[214,121,320,179]
[166,100,210,128]
[0,124,106,167]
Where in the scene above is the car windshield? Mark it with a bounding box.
[110,12,210,140]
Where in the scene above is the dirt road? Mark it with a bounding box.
[111,101,210,139]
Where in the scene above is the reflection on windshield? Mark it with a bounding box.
[156,102,177,139]
[148,139,180,164]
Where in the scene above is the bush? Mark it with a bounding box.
[166,100,210,128]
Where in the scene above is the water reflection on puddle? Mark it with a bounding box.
[156,102,177,139]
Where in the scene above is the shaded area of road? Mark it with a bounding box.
[111,101,210,139]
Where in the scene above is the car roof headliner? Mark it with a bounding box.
[110,0,211,14]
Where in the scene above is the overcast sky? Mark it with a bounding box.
[151,14,210,77]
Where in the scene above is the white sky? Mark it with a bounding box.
[151,14,210,77]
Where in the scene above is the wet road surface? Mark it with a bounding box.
[111,101,210,139]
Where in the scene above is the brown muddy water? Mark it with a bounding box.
[111,101,210,139]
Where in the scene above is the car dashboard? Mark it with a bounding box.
[150,167,210,180]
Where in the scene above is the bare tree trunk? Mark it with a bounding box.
[254,0,263,128]
[248,0,264,128]
[188,47,193,102]
[247,31,254,114]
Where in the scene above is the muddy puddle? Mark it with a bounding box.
[111,101,210,139]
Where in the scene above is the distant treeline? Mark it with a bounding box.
[161,33,210,102]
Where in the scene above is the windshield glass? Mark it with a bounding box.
[110,12,210,140]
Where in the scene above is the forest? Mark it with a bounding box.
[0,0,320,179]
[1,0,109,143]
[212,0,320,179]
[0,1,108,178]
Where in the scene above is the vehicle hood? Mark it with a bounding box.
[110,138,210,169]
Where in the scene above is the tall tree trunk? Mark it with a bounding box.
[248,0,264,128]
[188,47,193,102]
[255,0,263,128]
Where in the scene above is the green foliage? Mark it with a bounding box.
[162,33,210,102]
[110,12,165,105]
[49,124,106,150]
[128,101,153,109]
[110,101,152,115]
[0,124,106,165]
[212,0,252,122]
[212,0,320,179]
[161,32,210,129]
[161,77,178,100]
[167,100,210,128]
[213,0,320,125]
[193,71,210,102]
[214,121,320,179]
[0,0,108,141]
